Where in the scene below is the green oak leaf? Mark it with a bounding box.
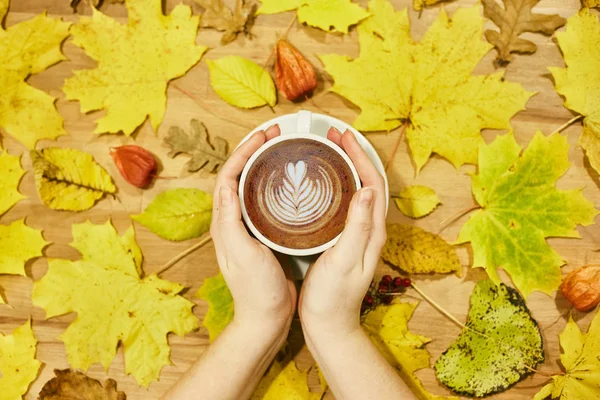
[456,132,598,297]
[434,280,544,397]
[196,272,233,341]
[132,188,212,241]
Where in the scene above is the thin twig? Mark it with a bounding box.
[550,115,583,135]
[437,205,481,235]
[155,235,213,277]
[384,122,408,171]
[264,14,298,69]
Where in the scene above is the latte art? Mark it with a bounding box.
[265,161,333,226]
[243,138,358,250]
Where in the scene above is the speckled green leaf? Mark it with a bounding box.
[434,280,544,397]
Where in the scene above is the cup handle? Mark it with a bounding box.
[295,110,312,135]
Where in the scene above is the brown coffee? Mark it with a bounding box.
[243,138,357,250]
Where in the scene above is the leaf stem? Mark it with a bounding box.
[154,235,213,277]
[384,122,408,172]
[550,115,583,135]
[263,14,298,69]
[437,205,481,235]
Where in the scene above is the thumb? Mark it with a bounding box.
[217,186,256,256]
[329,188,374,270]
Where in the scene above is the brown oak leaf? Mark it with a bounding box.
[482,0,566,68]
[164,119,229,173]
[195,0,257,45]
[39,369,126,400]
[70,0,124,12]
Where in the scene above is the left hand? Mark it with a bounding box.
[210,124,297,332]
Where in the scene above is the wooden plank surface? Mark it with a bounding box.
[1,0,598,398]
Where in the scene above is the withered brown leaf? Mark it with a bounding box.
[70,0,124,12]
[195,0,257,45]
[482,0,566,68]
[164,119,229,173]
[39,369,126,400]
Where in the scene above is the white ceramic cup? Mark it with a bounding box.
[239,111,362,256]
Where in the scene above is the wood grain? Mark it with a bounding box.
[1,1,598,399]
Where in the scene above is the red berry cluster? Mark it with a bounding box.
[361,275,411,314]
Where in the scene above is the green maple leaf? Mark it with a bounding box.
[457,132,598,297]
[320,0,533,171]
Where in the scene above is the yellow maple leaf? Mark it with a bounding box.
[534,309,600,399]
[320,0,533,171]
[550,9,600,176]
[196,272,234,341]
[32,220,198,387]
[31,148,116,211]
[0,0,70,149]
[0,219,48,304]
[362,302,458,400]
[0,320,42,400]
[63,0,207,135]
[0,151,25,216]
[393,185,440,218]
[257,0,369,34]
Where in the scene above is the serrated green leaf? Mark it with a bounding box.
[207,56,276,108]
[393,185,440,218]
[132,188,212,241]
[434,280,544,397]
[196,272,233,341]
[456,132,599,297]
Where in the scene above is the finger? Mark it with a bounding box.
[264,124,282,141]
[216,186,257,265]
[327,126,343,147]
[328,188,374,272]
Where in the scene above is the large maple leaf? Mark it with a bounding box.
[550,9,600,176]
[63,0,207,135]
[32,221,198,387]
[0,320,41,400]
[320,0,533,171]
[457,132,598,297]
[0,0,70,148]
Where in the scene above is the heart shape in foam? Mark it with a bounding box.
[286,161,307,189]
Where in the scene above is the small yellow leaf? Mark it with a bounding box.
[207,56,276,108]
[393,185,440,218]
[196,272,234,342]
[382,224,461,275]
[0,0,70,148]
[63,0,207,135]
[32,147,116,211]
[0,151,26,216]
[0,320,42,399]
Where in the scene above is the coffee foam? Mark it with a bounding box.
[243,139,356,249]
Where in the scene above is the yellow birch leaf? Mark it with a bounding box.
[207,56,276,109]
[362,302,458,400]
[0,320,42,400]
[533,309,600,399]
[0,0,70,149]
[196,272,234,342]
[393,185,440,218]
[31,148,116,211]
[382,224,461,275]
[32,220,198,387]
[550,9,600,176]
[0,151,25,216]
[320,0,533,171]
[63,0,207,135]
[257,0,368,34]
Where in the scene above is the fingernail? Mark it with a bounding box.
[329,126,342,135]
[219,186,233,206]
[358,188,373,207]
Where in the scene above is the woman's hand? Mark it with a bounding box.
[211,124,297,332]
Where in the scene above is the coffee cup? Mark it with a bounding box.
[239,111,362,256]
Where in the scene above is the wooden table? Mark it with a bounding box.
[1,0,598,398]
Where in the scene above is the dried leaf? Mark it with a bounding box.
[164,120,229,173]
[382,224,461,276]
[393,185,440,218]
[31,148,116,211]
[482,0,566,68]
[39,369,126,400]
[196,0,257,45]
[0,151,26,217]
[0,0,70,148]
[434,280,544,397]
[0,320,41,399]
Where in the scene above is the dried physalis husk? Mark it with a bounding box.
[110,145,157,189]
[275,39,317,101]
[561,265,600,312]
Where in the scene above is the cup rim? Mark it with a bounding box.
[238,133,362,256]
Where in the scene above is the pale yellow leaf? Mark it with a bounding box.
[393,185,440,218]
[0,320,41,400]
[0,151,25,216]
